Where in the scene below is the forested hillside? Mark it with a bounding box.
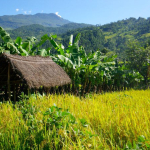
[101,17,150,56]
[61,26,105,54]
[7,23,92,39]
[61,17,150,57]
[4,17,150,57]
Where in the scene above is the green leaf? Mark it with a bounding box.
[3,35,11,43]
[49,36,59,49]
[51,34,57,39]
[22,42,29,51]
[38,49,47,56]
[7,42,20,54]
[79,118,88,127]
[74,33,81,45]
[138,135,145,142]
[62,111,70,117]
[19,47,29,56]
[15,37,22,45]
[0,27,12,42]
[58,55,74,68]
[36,34,49,48]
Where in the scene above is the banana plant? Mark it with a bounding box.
[45,33,120,94]
[0,26,20,54]
[0,26,39,56]
[0,26,144,94]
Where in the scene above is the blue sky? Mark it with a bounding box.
[1,0,150,25]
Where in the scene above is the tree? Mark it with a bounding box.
[125,41,150,86]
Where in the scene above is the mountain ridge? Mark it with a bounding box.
[0,13,72,29]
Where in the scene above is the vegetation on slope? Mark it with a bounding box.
[7,23,92,39]
[61,17,150,58]
[0,26,149,97]
[4,17,150,58]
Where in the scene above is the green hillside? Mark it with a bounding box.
[61,17,150,57]
[7,23,92,39]
[3,16,150,58]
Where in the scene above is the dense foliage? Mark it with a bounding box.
[4,17,150,58]
[0,26,149,96]
[7,23,92,40]
[126,41,150,85]
[61,26,105,54]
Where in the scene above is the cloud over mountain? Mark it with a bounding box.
[55,12,61,18]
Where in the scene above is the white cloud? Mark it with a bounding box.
[28,10,32,14]
[24,11,27,14]
[55,12,61,18]
[41,10,44,13]
[16,9,19,12]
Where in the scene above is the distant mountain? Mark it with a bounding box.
[0,13,72,29]
[7,23,93,39]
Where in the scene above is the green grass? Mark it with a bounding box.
[0,90,150,149]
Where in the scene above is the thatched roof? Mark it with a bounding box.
[0,53,71,89]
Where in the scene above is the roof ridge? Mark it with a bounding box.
[3,53,54,62]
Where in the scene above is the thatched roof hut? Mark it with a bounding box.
[0,53,71,89]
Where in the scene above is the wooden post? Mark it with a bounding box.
[7,63,11,100]
[28,87,31,97]
[46,88,50,96]
[13,84,16,102]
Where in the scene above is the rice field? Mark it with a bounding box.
[0,89,150,149]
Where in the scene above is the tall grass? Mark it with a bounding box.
[0,90,150,149]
